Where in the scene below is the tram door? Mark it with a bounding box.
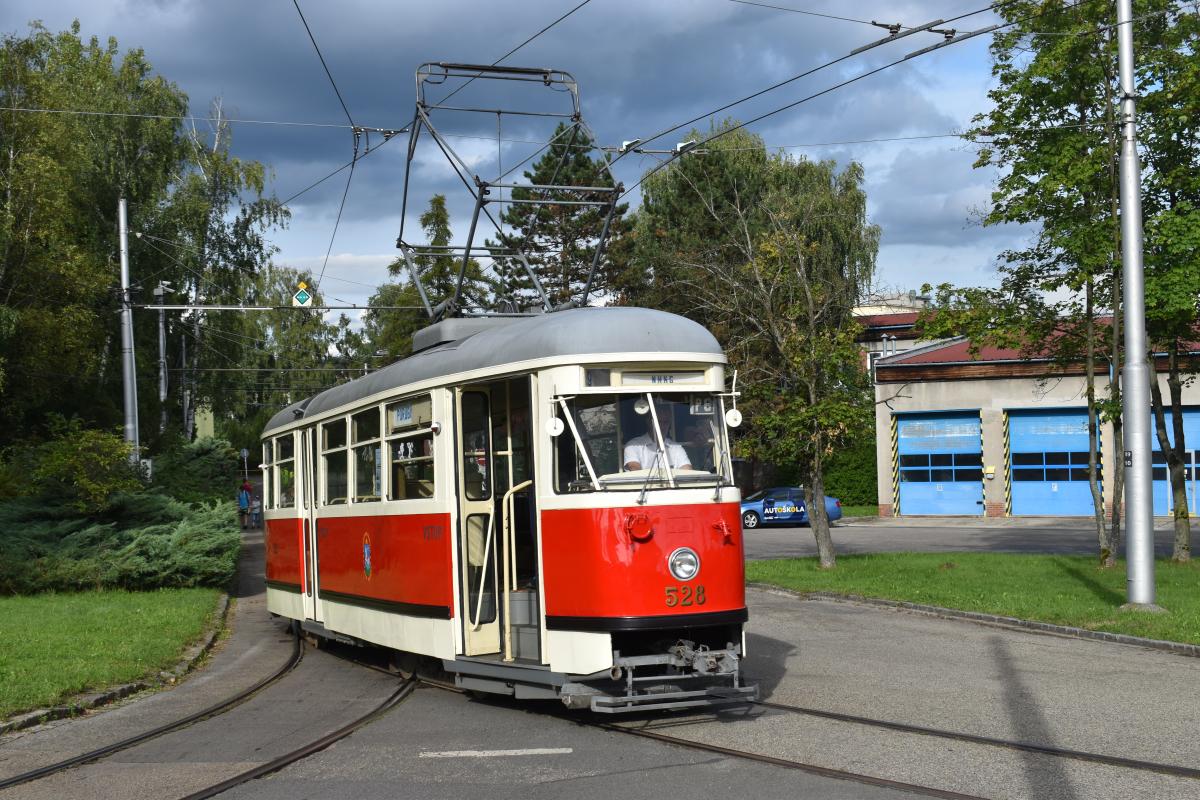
[301,428,323,623]
[458,388,500,655]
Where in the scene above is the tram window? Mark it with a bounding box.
[554,392,730,493]
[461,392,491,501]
[355,444,382,502]
[262,442,274,510]
[351,408,382,502]
[323,419,346,450]
[385,394,436,501]
[324,452,348,504]
[322,418,349,505]
[276,434,295,509]
[390,434,434,499]
[352,408,380,443]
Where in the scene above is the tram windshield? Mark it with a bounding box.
[554,392,733,493]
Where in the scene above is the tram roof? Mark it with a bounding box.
[262,307,724,435]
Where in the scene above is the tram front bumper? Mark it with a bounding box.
[562,641,757,713]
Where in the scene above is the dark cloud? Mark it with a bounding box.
[2,0,1018,294]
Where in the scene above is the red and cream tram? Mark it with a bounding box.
[261,307,756,711]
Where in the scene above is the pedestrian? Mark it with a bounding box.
[250,494,262,528]
[237,481,251,529]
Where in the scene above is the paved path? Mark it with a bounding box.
[0,528,295,788]
[745,516,1195,559]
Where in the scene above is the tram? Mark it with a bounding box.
[261,307,756,712]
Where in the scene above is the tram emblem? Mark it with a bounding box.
[362,532,372,580]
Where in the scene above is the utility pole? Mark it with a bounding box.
[1116,0,1158,609]
[154,281,169,433]
[118,198,140,465]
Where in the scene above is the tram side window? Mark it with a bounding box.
[276,434,295,509]
[262,441,274,510]
[387,395,435,500]
[352,408,382,502]
[460,392,491,501]
[322,418,349,505]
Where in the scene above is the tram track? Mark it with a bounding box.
[0,632,304,792]
[754,699,1200,782]
[176,678,417,800]
[593,718,992,800]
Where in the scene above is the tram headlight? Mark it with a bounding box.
[668,547,700,581]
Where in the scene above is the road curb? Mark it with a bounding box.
[747,583,1200,658]
[0,593,232,735]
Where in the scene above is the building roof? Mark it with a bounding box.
[262,306,724,434]
[875,330,1200,383]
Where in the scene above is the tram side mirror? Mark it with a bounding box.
[725,408,743,428]
[545,417,565,437]
[633,397,650,415]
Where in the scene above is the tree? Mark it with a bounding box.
[0,22,187,442]
[407,194,492,313]
[926,0,1198,564]
[491,123,627,307]
[631,133,878,568]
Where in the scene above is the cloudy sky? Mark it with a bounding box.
[3,0,1031,314]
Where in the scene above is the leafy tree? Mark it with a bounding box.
[632,137,878,567]
[490,123,627,307]
[924,0,1198,564]
[629,123,775,321]
[0,22,187,441]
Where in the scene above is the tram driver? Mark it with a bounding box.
[623,401,692,471]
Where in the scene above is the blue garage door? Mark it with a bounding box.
[1151,408,1200,516]
[897,412,983,515]
[1009,409,1097,516]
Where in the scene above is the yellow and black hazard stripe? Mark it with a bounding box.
[1002,410,1012,516]
[891,414,900,516]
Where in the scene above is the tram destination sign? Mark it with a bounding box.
[622,371,706,386]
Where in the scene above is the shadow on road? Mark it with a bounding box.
[991,636,1079,800]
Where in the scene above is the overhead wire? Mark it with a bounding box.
[726,0,888,28]
[291,0,361,294]
[612,0,1015,174]
[615,0,1087,201]
[292,0,356,128]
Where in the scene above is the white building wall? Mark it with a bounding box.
[875,374,1200,517]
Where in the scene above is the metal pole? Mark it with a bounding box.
[155,282,168,433]
[118,199,140,465]
[1116,0,1156,607]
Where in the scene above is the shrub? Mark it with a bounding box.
[820,435,878,506]
[0,494,240,595]
[151,436,239,505]
[21,417,141,512]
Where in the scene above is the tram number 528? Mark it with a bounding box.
[665,585,706,607]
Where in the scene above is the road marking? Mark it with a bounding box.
[419,748,573,758]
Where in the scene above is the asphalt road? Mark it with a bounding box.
[743,516,1195,560]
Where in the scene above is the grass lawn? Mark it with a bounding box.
[0,588,222,719]
[837,504,878,518]
[747,553,1200,646]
